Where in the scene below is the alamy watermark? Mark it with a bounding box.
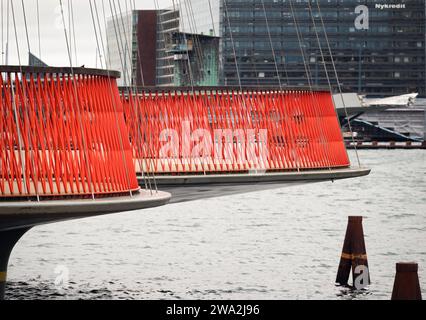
[355,5,369,30]
[54,265,70,293]
[354,265,369,290]
[354,3,407,31]
[158,121,270,172]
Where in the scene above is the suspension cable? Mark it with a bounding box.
[70,0,78,66]
[173,0,211,174]
[1,0,4,65]
[9,0,29,196]
[314,0,361,167]
[5,0,9,64]
[260,0,301,171]
[127,0,163,191]
[119,0,158,191]
[88,0,136,197]
[115,0,134,86]
[20,0,31,54]
[106,0,157,192]
[223,0,260,171]
[223,0,242,91]
[207,0,216,37]
[129,0,145,86]
[59,0,96,200]
[260,0,285,88]
[288,0,333,171]
[36,0,41,59]
[306,0,351,168]
[158,0,178,86]
[182,0,205,84]
[172,0,195,88]
[115,0,155,191]
[12,0,44,200]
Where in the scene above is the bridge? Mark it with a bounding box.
[0,66,369,299]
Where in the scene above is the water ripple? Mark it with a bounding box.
[5,150,426,300]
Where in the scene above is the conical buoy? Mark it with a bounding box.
[391,263,422,300]
[336,216,370,288]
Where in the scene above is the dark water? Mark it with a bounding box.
[6,150,426,300]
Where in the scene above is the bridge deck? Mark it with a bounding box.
[0,190,171,232]
[139,167,371,203]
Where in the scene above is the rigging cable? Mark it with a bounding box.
[115,0,155,191]
[223,0,260,171]
[59,0,96,199]
[314,0,361,167]
[36,0,41,59]
[97,0,151,192]
[174,0,210,174]
[260,0,289,87]
[119,0,158,192]
[18,0,42,200]
[5,0,9,64]
[129,0,144,86]
[70,0,78,66]
[88,0,135,196]
[128,0,145,86]
[306,0,351,168]
[128,0,161,191]
[207,0,216,37]
[1,0,4,64]
[9,0,28,196]
[10,0,43,200]
[106,0,156,192]
[222,0,242,90]
[260,0,301,171]
[288,0,333,170]
[182,0,205,84]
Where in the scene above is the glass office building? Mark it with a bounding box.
[107,9,219,87]
[180,0,425,97]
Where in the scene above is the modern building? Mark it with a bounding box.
[107,0,425,97]
[107,9,219,87]
[214,0,425,96]
[106,11,134,87]
[165,32,219,86]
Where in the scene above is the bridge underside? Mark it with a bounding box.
[0,190,171,232]
[141,167,370,204]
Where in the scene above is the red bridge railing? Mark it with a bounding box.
[0,66,139,199]
[121,87,350,174]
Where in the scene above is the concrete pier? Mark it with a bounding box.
[0,190,171,299]
[0,228,30,299]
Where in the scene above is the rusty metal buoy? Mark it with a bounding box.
[336,216,370,288]
[391,263,422,300]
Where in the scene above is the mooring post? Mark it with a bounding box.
[0,228,30,300]
[391,263,422,300]
[336,216,370,287]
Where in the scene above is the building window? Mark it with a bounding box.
[394,72,400,78]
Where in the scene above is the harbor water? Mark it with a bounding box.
[5,150,426,300]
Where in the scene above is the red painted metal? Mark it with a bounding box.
[0,69,139,198]
[122,89,350,174]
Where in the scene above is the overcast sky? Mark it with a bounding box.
[0,0,174,67]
